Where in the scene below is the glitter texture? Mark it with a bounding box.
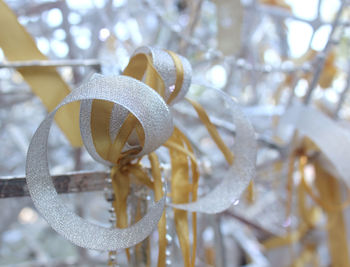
[171,87,257,213]
[26,74,170,250]
[79,74,174,164]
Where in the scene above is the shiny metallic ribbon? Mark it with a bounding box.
[26,75,170,250]
[0,0,82,147]
[171,88,257,213]
[26,47,257,251]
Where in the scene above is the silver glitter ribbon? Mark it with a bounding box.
[26,47,257,250]
[171,87,257,213]
[26,75,171,250]
[80,47,191,165]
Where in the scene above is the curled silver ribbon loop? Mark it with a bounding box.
[81,47,192,165]
[26,75,171,250]
[80,74,174,165]
[171,87,257,213]
[134,46,192,104]
[26,48,257,252]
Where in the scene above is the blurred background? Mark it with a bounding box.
[0,0,349,266]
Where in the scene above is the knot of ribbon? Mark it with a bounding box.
[80,46,191,166]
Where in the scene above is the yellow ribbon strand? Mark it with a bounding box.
[0,0,82,147]
[286,149,297,219]
[110,166,131,260]
[149,153,167,267]
[175,129,199,267]
[297,155,317,228]
[124,53,166,98]
[110,162,156,263]
[291,244,318,267]
[164,49,198,267]
[88,47,232,266]
[314,163,350,267]
[263,223,309,250]
[134,199,151,266]
[128,164,154,189]
[246,180,255,204]
[163,140,197,162]
[165,50,184,104]
[108,115,142,163]
[264,152,317,251]
[296,139,350,213]
[168,128,192,267]
[91,100,115,159]
[300,169,350,213]
[269,144,350,267]
[107,251,117,266]
[187,98,234,165]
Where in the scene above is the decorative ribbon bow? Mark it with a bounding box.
[26,47,257,266]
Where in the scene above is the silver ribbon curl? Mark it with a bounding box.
[133,46,192,104]
[171,87,257,213]
[81,47,192,165]
[81,47,257,214]
[26,75,172,250]
[26,47,258,251]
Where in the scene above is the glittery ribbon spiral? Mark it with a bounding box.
[26,75,171,250]
[80,46,192,165]
[26,47,257,256]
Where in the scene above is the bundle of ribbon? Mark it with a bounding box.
[25,46,257,266]
[262,103,350,266]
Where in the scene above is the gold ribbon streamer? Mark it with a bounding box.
[110,166,131,261]
[0,0,82,147]
[187,98,234,165]
[169,128,192,267]
[264,151,318,250]
[166,51,196,267]
[89,50,194,266]
[88,48,236,266]
[315,163,350,267]
[149,153,167,267]
[246,180,255,204]
[265,141,350,267]
[177,129,199,267]
[290,244,319,267]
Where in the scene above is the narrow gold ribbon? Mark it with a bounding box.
[0,0,82,147]
[265,142,350,267]
[176,129,199,267]
[88,48,236,266]
[165,50,184,104]
[264,151,318,250]
[149,153,167,267]
[110,166,131,260]
[89,51,192,266]
[290,244,318,267]
[246,180,255,204]
[165,51,196,267]
[169,128,192,267]
[187,98,234,164]
[314,163,350,267]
